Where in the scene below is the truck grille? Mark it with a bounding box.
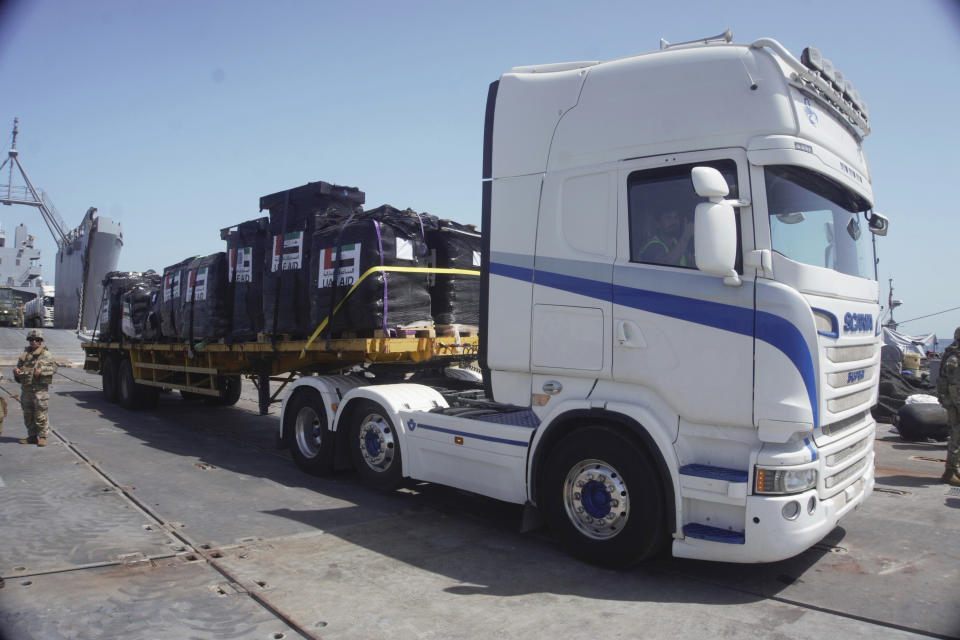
[826,345,874,363]
[827,366,874,389]
[825,456,868,490]
[825,435,870,467]
[827,388,874,414]
[820,410,867,438]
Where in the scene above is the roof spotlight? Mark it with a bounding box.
[832,70,846,94]
[820,57,836,83]
[801,47,822,71]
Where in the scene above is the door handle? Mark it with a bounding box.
[616,320,647,349]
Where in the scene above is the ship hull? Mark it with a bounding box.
[54,215,122,330]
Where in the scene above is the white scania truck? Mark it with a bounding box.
[279,32,888,566]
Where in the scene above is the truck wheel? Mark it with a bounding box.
[208,375,242,406]
[349,400,403,490]
[285,389,334,476]
[102,356,120,404]
[118,360,138,409]
[542,425,667,568]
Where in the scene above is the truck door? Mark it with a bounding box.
[530,168,617,398]
[613,150,755,431]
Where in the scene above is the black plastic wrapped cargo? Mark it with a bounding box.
[426,219,481,328]
[121,279,161,341]
[310,205,434,336]
[259,180,365,338]
[160,257,197,340]
[222,217,269,341]
[98,271,160,342]
[178,252,232,342]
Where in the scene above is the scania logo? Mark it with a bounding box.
[842,312,873,333]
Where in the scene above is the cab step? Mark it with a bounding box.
[683,523,745,544]
[678,464,749,505]
[679,464,748,482]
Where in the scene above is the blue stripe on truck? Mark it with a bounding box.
[489,261,818,427]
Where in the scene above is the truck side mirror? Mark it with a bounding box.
[691,166,729,198]
[692,167,741,286]
[867,211,888,236]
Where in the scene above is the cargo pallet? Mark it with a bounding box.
[82,335,480,415]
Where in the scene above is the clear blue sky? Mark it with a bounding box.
[1,1,958,338]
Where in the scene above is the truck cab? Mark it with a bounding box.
[481,35,883,562]
[280,34,886,566]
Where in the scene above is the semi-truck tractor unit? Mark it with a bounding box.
[87,32,887,567]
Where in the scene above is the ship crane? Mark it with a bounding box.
[0,117,71,248]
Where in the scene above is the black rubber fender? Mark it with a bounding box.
[897,403,948,441]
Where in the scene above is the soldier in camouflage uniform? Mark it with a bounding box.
[0,395,7,455]
[938,326,960,487]
[14,329,57,447]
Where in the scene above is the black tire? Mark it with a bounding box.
[118,359,158,410]
[284,389,335,476]
[348,400,403,490]
[102,355,120,404]
[118,359,138,409]
[897,403,948,441]
[542,425,668,568]
[207,375,242,406]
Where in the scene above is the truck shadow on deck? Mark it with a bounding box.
[57,386,841,608]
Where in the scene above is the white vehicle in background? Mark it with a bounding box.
[24,285,54,328]
[278,31,888,566]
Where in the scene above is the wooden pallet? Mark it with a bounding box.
[327,327,436,340]
[436,325,479,338]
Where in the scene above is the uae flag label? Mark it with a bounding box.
[272,231,304,272]
[230,247,253,283]
[317,243,361,288]
[163,271,181,303]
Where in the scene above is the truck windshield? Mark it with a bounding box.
[765,165,875,279]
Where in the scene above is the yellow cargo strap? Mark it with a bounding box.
[300,265,481,358]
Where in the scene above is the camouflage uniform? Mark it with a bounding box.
[0,396,7,455]
[937,326,960,485]
[15,333,56,442]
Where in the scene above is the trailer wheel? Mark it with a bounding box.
[102,355,120,404]
[118,360,138,409]
[349,400,403,490]
[285,389,334,476]
[118,360,158,410]
[542,425,667,568]
[208,375,242,406]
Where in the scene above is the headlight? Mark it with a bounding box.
[754,467,817,495]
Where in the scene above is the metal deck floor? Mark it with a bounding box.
[0,330,957,639]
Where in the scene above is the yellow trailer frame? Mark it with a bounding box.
[82,334,480,413]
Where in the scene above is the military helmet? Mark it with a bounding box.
[954,326,960,342]
[27,328,43,340]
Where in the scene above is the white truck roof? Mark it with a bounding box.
[491,37,870,193]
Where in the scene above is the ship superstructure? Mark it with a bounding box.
[0,118,122,330]
[0,222,43,288]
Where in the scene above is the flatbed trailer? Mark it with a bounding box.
[81,334,480,414]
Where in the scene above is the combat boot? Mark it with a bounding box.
[941,470,960,487]
[18,436,37,444]
[36,437,46,447]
